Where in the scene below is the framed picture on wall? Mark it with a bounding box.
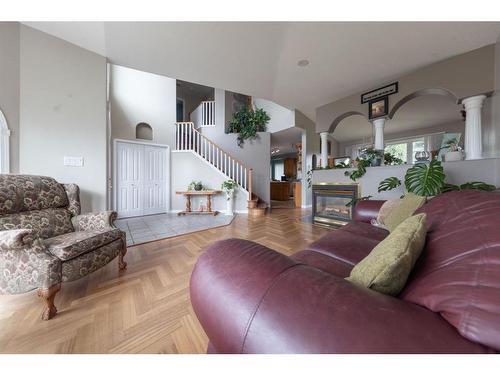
[368,97,388,119]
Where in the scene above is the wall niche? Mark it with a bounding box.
[136,122,153,140]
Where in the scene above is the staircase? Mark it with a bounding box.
[174,122,268,215]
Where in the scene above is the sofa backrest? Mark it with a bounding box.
[0,175,74,239]
[400,190,500,351]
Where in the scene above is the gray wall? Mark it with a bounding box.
[488,38,500,158]
[19,25,108,212]
[0,22,20,173]
[316,45,496,134]
[295,110,319,207]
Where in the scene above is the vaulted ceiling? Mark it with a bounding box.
[23,22,500,121]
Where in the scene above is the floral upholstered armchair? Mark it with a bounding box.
[0,175,127,320]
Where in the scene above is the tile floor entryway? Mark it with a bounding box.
[115,213,235,246]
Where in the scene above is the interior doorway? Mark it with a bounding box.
[176,98,185,122]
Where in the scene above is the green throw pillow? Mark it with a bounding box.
[384,193,426,232]
[346,213,427,296]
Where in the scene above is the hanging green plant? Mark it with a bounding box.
[228,106,270,147]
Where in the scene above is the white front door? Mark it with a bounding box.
[115,141,169,218]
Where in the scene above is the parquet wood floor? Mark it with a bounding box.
[0,209,329,353]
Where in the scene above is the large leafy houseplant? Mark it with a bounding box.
[377,160,496,197]
[228,106,270,147]
[404,159,446,196]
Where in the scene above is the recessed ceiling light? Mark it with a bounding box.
[297,59,309,67]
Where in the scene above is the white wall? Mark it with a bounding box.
[253,98,295,133]
[312,158,500,200]
[0,22,20,173]
[19,25,107,213]
[171,151,249,213]
[201,89,271,203]
[110,64,177,147]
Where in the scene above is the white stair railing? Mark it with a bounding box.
[174,122,253,197]
[190,101,215,128]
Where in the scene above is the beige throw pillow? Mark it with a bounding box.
[384,193,426,232]
[346,213,427,296]
[370,199,402,230]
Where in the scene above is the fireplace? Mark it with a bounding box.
[312,183,359,227]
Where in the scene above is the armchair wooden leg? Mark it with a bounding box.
[118,247,127,271]
[37,283,61,321]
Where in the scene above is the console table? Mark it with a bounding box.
[176,190,222,216]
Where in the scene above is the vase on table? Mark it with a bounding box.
[226,191,234,216]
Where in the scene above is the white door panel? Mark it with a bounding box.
[143,145,168,215]
[115,141,168,218]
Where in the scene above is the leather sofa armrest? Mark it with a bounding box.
[191,238,492,354]
[72,211,118,231]
[352,200,385,223]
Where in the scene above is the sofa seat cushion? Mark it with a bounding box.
[0,208,74,239]
[342,221,389,241]
[305,222,387,266]
[292,250,353,277]
[44,228,123,261]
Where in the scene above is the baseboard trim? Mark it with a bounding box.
[169,209,248,214]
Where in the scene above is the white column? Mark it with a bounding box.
[320,132,329,167]
[372,118,385,150]
[462,95,486,160]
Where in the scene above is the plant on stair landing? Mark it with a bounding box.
[228,106,270,147]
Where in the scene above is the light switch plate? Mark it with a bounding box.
[64,156,84,167]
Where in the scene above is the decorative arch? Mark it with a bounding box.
[328,111,367,134]
[0,109,10,174]
[388,88,458,119]
[135,122,153,141]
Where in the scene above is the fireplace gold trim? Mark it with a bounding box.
[314,216,349,227]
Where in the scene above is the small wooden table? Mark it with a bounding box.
[176,190,222,216]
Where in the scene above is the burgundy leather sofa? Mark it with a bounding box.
[190,190,500,353]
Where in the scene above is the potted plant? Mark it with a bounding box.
[228,106,270,147]
[221,179,238,215]
[440,138,463,162]
[188,181,203,191]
